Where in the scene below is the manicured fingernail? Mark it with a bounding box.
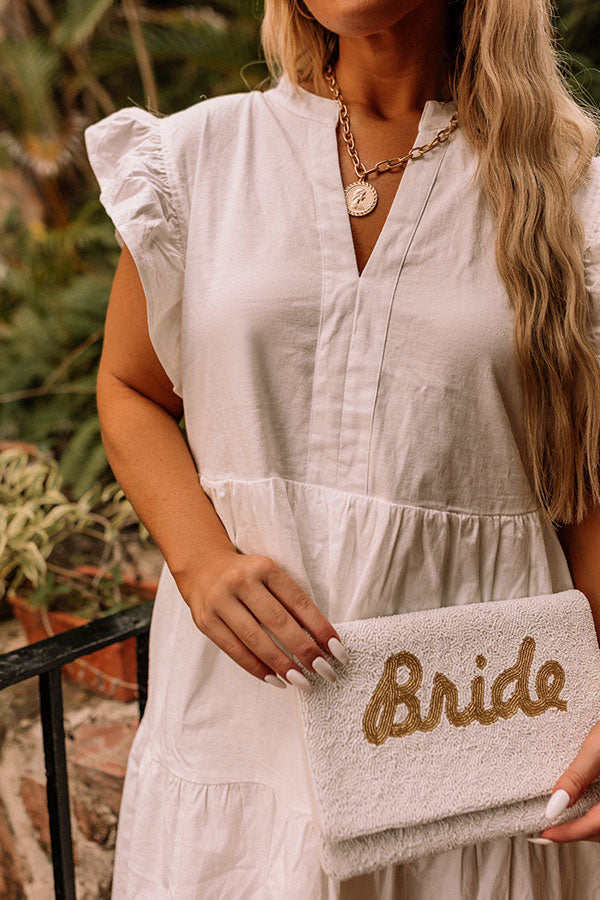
[327,637,350,665]
[312,656,337,683]
[264,674,287,689]
[527,837,555,844]
[545,789,570,820]
[285,668,313,694]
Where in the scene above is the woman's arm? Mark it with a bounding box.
[95,246,348,691]
[556,505,600,647]
[527,506,600,843]
[96,246,235,584]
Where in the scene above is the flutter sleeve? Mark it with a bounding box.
[83,107,185,398]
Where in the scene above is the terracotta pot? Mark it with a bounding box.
[0,440,40,455]
[7,565,157,703]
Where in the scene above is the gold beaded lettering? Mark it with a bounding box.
[362,635,567,746]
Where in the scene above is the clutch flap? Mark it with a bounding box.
[295,589,600,843]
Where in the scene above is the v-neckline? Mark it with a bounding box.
[268,72,458,287]
[332,129,418,284]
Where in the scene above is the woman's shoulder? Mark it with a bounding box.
[160,87,270,207]
[162,87,265,157]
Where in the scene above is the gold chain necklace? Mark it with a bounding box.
[323,63,459,218]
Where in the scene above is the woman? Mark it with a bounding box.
[83,0,600,896]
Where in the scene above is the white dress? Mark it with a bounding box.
[83,73,600,899]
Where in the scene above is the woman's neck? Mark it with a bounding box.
[301,0,455,123]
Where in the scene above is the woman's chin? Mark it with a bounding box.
[307,0,418,37]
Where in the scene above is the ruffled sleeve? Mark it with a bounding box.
[83,107,185,398]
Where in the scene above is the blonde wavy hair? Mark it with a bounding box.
[260,0,600,528]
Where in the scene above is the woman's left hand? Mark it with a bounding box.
[529,720,600,843]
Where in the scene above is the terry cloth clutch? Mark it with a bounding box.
[294,589,600,880]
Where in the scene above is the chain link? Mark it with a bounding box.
[323,63,459,183]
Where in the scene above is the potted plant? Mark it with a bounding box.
[0,445,159,701]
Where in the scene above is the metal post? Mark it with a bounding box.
[39,667,76,900]
[135,630,149,720]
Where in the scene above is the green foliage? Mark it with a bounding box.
[0,202,115,496]
[0,0,262,497]
[0,446,151,613]
[0,35,60,135]
[58,417,106,497]
[54,0,115,50]
[0,447,88,597]
[26,568,148,619]
[557,0,600,112]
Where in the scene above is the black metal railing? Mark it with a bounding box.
[0,600,154,900]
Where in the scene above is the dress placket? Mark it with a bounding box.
[305,105,455,494]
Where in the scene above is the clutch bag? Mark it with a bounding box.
[294,589,600,879]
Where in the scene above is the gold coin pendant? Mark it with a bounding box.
[344,180,378,217]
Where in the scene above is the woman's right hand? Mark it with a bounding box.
[176,549,350,693]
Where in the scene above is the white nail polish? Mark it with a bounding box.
[545,788,570,820]
[285,668,313,693]
[327,637,350,665]
[312,656,337,683]
[527,837,554,844]
[264,674,286,689]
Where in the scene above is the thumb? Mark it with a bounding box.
[545,720,600,821]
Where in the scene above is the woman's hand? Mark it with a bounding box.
[528,720,600,844]
[176,549,350,693]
